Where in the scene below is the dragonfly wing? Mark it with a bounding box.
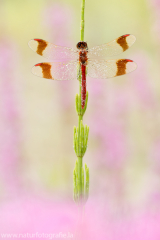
[87,59,137,79]
[31,61,78,80]
[88,34,136,59]
[28,39,78,61]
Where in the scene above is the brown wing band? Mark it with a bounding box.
[38,63,53,79]
[35,39,47,56]
[116,35,129,51]
[116,59,128,76]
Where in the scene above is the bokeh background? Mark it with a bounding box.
[0,0,160,239]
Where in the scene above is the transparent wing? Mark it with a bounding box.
[87,59,137,79]
[31,61,78,80]
[28,39,78,61]
[88,34,136,59]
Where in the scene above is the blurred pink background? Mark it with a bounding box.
[0,0,160,239]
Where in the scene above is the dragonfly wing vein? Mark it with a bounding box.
[28,39,78,61]
[87,59,137,79]
[88,34,136,59]
[32,61,78,80]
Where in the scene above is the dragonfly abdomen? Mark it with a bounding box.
[77,42,88,109]
[81,64,86,109]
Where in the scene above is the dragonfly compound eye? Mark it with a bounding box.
[76,41,88,50]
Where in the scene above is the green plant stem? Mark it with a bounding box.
[77,108,83,199]
[78,0,85,201]
[81,0,85,41]
[78,156,82,198]
[73,0,89,204]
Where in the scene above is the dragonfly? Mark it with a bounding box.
[28,34,137,108]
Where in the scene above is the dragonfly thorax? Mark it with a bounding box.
[77,42,88,64]
[79,51,88,65]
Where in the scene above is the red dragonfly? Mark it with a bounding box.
[28,34,136,108]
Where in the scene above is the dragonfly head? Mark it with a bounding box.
[77,41,88,50]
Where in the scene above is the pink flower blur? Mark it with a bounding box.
[0,196,160,240]
[130,53,156,110]
[43,3,75,110]
[0,39,22,197]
